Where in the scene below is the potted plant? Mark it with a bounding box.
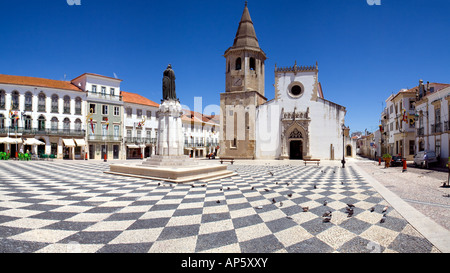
[382,154,392,168]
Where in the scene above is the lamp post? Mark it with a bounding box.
[341,123,346,168]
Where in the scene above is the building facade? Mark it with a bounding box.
[72,73,124,160]
[220,4,355,161]
[122,91,159,159]
[182,110,219,158]
[0,74,87,159]
[415,81,450,165]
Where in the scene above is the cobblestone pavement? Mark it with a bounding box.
[354,157,450,232]
[0,160,442,253]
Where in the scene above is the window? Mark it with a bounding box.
[110,88,115,96]
[0,114,4,129]
[137,130,142,140]
[38,93,46,112]
[89,123,96,136]
[249,57,256,71]
[51,94,59,113]
[127,129,132,139]
[102,105,108,115]
[11,91,19,110]
[25,92,33,111]
[89,103,96,114]
[409,140,415,155]
[63,118,70,132]
[63,96,71,114]
[126,107,132,118]
[146,130,152,139]
[75,119,82,132]
[101,86,106,96]
[0,90,5,109]
[235,58,242,70]
[24,116,32,130]
[38,116,46,131]
[290,85,302,96]
[114,125,119,138]
[146,111,152,118]
[137,109,142,118]
[102,124,108,136]
[92,85,97,93]
[114,106,120,116]
[75,97,82,115]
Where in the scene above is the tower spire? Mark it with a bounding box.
[232,1,259,49]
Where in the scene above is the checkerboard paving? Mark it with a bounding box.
[0,161,440,253]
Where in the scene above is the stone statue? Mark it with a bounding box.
[162,64,177,101]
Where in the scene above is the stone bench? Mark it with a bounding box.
[220,158,234,165]
[304,159,320,166]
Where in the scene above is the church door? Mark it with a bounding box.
[290,140,303,160]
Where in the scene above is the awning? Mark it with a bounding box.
[63,139,76,147]
[23,138,45,145]
[0,137,22,144]
[74,139,86,147]
[126,144,139,149]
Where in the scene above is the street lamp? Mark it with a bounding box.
[341,123,346,168]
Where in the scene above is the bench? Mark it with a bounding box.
[220,158,234,165]
[304,159,320,166]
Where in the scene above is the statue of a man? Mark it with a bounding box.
[162,64,177,101]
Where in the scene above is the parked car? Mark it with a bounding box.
[413,151,438,168]
[391,156,404,167]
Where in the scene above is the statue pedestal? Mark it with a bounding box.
[107,100,235,183]
[157,99,184,156]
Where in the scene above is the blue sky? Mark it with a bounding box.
[1,0,449,133]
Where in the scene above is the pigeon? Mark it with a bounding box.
[323,217,331,223]
[158,183,161,186]
[286,182,290,186]
[286,216,293,220]
[443,194,450,198]
[227,187,231,190]
[380,214,386,223]
[216,200,221,204]
[220,188,223,191]
[279,201,283,207]
[347,210,354,217]
[191,184,195,188]
[201,184,206,187]
[264,189,270,192]
[287,193,293,198]
[251,186,255,191]
[382,206,388,213]
[347,204,355,208]
[302,207,309,212]
[322,211,332,217]
[341,181,344,185]
[323,200,328,206]
[272,198,276,204]
[369,207,375,212]
[269,172,274,176]
[276,182,278,185]
[314,184,317,189]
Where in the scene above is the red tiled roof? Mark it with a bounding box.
[0,74,82,92]
[121,91,160,107]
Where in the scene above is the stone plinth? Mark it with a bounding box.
[157,99,184,156]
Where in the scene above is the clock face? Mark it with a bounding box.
[233,77,242,86]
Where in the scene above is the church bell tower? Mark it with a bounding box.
[220,2,267,159]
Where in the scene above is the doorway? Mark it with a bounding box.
[346,145,352,157]
[113,145,119,159]
[290,140,303,160]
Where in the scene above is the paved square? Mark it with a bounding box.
[0,161,440,253]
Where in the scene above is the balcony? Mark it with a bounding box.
[0,127,86,137]
[87,91,122,102]
[431,123,442,134]
[124,137,157,145]
[88,134,122,142]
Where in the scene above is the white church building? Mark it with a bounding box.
[220,3,356,161]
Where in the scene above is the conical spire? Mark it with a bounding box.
[232,2,260,49]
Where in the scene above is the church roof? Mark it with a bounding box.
[233,2,259,48]
[225,2,265,57]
